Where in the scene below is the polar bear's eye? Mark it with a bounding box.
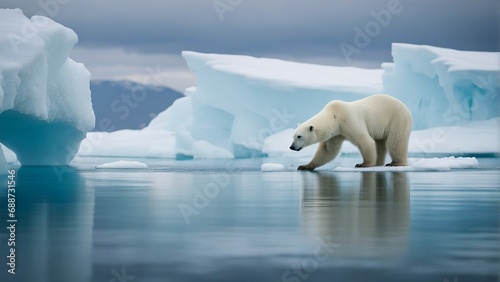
[297,135,302,139]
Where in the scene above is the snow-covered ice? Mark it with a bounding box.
[333,157,479,172]
[411,156,479,170]
[78,44,499,161]
[96,161,148,169]
[261,163,286,172]
[409,118,500,155]
[0,9,94,168]
[79,129,233,159]
[80,130,176,159]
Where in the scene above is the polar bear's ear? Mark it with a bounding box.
[308,125,314,132]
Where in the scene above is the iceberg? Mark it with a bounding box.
[78,44,499,160]
[177,51,383,158]
[1,143,19,164]
[0,9,94,169]
[81,52,382,159]
[383,43,499,129]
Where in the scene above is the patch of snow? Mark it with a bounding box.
[332,157,478,172]
[261,163,286,172]
[96,160,148,169]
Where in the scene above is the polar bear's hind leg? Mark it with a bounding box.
[385,131,409,166]
[375,140,386,166]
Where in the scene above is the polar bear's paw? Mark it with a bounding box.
[385,161,407,167]
[298,165,315,171]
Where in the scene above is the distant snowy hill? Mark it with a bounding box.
[90,80,183,131]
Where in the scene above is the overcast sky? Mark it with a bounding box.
[1,0,499,91]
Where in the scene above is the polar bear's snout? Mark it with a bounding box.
[289,143,301,151]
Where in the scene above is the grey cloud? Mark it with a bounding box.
[1,0,498,67]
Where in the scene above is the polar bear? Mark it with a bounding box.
[290,94,412,170]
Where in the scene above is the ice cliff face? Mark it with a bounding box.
[0,9,94,168]
[165,51,383,158]
[383,43,499,129]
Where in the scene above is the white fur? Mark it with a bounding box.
[290,94,412,170]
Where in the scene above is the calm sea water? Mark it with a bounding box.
[0,157,499,282]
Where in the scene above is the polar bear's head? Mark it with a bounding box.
[289,124,316,151]
[290,103,341,151]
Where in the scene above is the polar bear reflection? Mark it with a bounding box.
[300,172,409,258]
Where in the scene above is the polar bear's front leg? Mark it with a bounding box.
[298,136,344,170]
[298,144,327,170]
[354,136,377,168]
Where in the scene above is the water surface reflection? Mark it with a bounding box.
[300,172,410,258]
[0,159,498,282]
[0,167,94,282]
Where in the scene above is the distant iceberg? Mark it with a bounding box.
[0,9,94,169]
[80,44,499,159]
